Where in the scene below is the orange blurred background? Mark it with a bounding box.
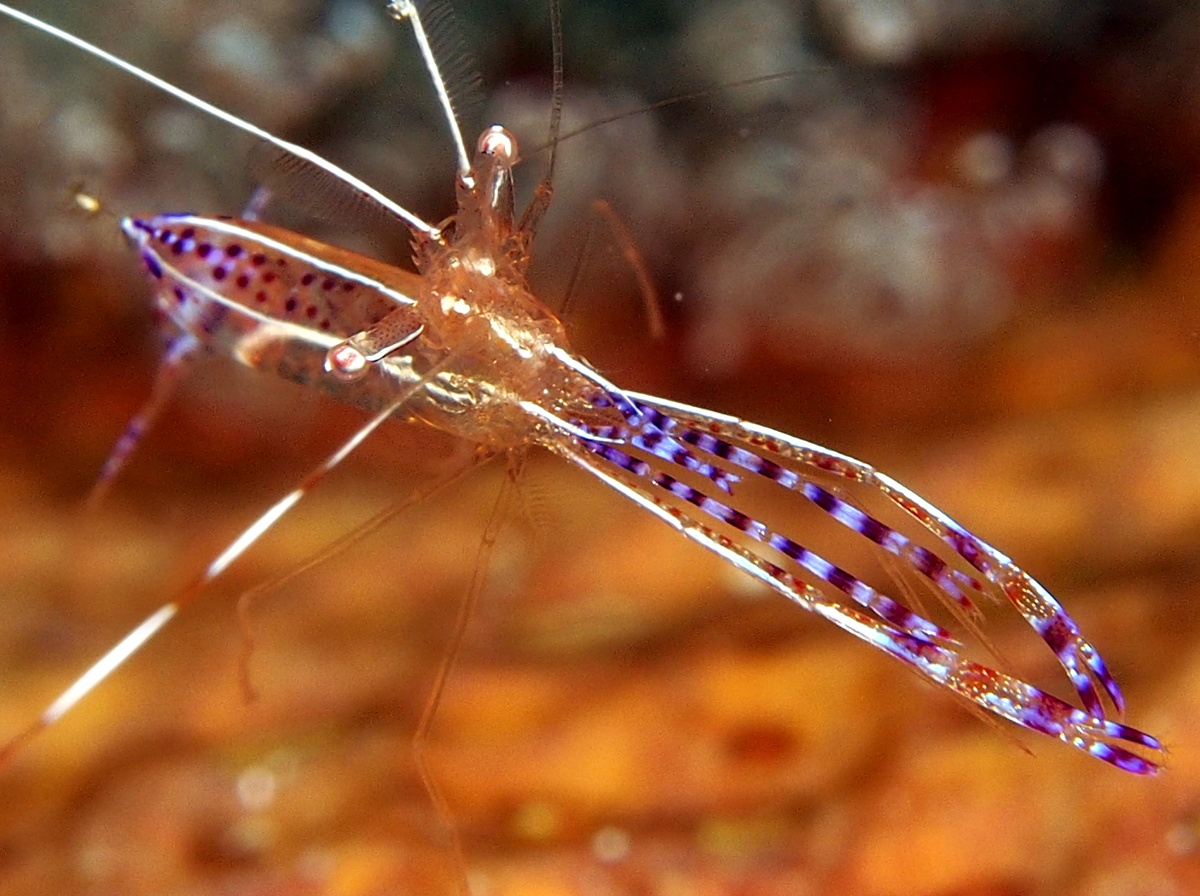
[1,1,1198,893]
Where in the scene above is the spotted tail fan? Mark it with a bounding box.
[540,388,1163,774]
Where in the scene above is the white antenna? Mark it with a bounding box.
[387,0,476,180]
[0,2,438,236]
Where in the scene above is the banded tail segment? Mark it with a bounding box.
[540,388,1161,774]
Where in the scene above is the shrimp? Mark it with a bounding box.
[0,0,1161,798]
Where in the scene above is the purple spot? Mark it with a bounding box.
[250,253,267,266]
[180,227,196,241]
[225,244,243,258]
[826,566,855,593]
[770,534,805,562]
[948,531,986,571]
[1040,617,1073,655]
[235,274,250,289]
[173,286,186,303]
[756,458,785,481]
[300,273,316,287]
[910,547,946,578]
[285,297,298,313]
[808,485,838,513]
[321,278,335,291]
[859,515,891,545]
[197,243,213,258]
[212,266,227,281]
[722,507,754,532]
[141,254,162,279]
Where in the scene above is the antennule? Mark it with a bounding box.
[388,0,482,179]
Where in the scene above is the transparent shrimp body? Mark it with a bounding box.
[122,126,620,449]
[123,214,425,412]
[401,127,624,448]
[0,0,1164,775]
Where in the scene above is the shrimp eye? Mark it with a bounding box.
[324,342,370,381]
[476,125,516,164]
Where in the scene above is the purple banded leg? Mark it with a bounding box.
[809,599,1162,775]
[627,393,1124,720]
[873,470,1121,717]
[551,427,1162,774]
[636,398,987,614]
[594,396,989,623]
[86,331,198,512]
[583,437,953,644]
[577,403,740,495]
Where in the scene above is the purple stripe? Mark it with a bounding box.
[579,429,1158,772]
[615,401,1133,725]
[584,440,948,641]
[676,421,989,608]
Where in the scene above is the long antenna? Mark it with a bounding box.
[514,0,565,239]
[0,2,436,236]
[542,0,565,186]
[0,394,409,764]
[388,0,477,180]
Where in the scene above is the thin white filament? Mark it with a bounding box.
[0,3,435,236]
[42,604,179,725]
